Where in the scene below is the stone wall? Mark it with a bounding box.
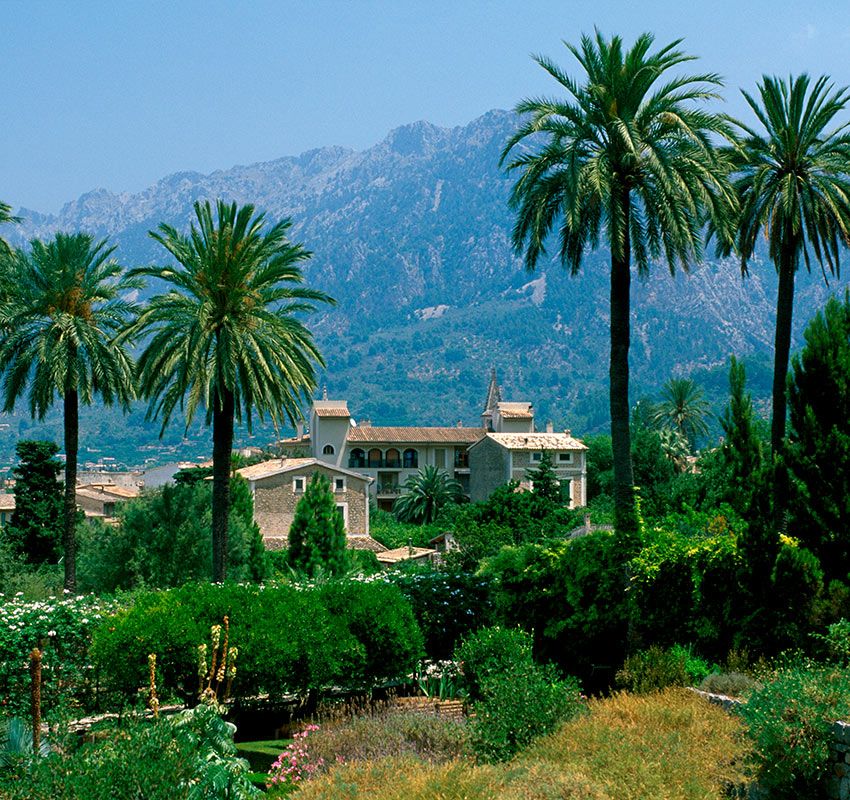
[468,437,508,502]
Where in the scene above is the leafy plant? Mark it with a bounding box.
[455,626,534,702]
[288,473,348,577]
[742,662,850,798]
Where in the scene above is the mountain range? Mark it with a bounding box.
[4,109,846,469]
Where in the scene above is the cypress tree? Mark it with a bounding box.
[6,440,63,564]
[525,451,561,502]
[287,472,347,577]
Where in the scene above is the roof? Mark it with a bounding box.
[346,426,487,445]
[346,535,389,553]
[77,484,140,499]
[0,493,14,511]
[496,402,533,419]
[313,401,350,418]
[376,546,438,564]
[471,432,588,451]
[236,457,373,483]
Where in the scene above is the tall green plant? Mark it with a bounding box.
[6,440,63,565]
[287,472,348,577]
[127,200,334,582]
[652,378,711,451]
[393,465,465,524]
[729,74,850,457]
[0,202,21,257]
[502,31,737,539]
[0,234,138,591]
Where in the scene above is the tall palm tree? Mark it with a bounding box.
[0,233,138,591]
[651,377,711,450]
[0,202,21,256]
[730,74,850,457]
[394,465,465,524]
[128,200,334,582]
[501,31,737,536]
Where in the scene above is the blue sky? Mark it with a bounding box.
[3,0,850,213]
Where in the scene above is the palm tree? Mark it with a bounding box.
[0,233,138,591]
[501,31,737,536]
[394,465,465,524]
[730,74,850,457]
[128,200,334,582]
[0,201,21,256]
[651,377,711,450]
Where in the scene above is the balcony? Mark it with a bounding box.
[376,484,403,498]
[348,457,403,469]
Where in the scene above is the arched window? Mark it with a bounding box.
[323,444,335,455]
[403,448,418,469]
[368,448,383,468]
[385,448,401,468]
[348,448,366,469]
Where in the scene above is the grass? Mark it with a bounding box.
[235,738,292,772]
[284,689,751,800]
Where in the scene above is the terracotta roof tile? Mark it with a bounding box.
[478,432,587,451]
[313,402,350,417]
[497,402,534,419]
[376,546,438,564]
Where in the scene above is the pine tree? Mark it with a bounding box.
[525,451,561,502]
[786,293,850,579]
[6,440,64,564]
[719,357,766,517]
[287,473,347,577]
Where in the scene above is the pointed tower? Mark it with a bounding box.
[481,368,501,431]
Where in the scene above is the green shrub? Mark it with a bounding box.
[296,712,469,769]
[0,704,259,799]
[386,569,495,660]
[616,645,708,694]
[698,671,759,697]
[742,662,850,798]
[455,626,534,702]
[814,618,850,665]
[469,663,583,763]
[317,581,424,684]
[91,581,423,704]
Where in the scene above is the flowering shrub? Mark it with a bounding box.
[0,591,125,715]
[267,725,326,790]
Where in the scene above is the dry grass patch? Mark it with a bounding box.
[286,689,750,800]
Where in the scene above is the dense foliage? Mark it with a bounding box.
[287,473,347,577]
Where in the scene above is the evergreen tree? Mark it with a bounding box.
[6,440,63,564]
[393,465,465,524]
[525,451,561,502]
[786,293,850,579]
[712,357,768,519]
[287,473,347,577]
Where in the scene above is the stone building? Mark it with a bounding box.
[235,457,374,550]
[279,369,587,512]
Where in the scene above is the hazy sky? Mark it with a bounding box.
[3,0,850,213]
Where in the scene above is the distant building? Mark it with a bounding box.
[75,484,141,520]
[234,457,379,551]
[278,369,587,512]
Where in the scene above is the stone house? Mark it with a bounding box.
[284,370,588,511]
[75,484,140,520]
[235,457,374,550]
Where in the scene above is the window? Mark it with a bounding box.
[385,448,401,468]
[335,503,349,529]
[334,477,345,493]
[558,452,572,463]
[323,444,335,456]
[349,448,366,469]
[293,476,305,493]
[531,452,543,462]
[368,448,383,468]
[403,448,418,469]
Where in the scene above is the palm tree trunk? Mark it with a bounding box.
[771,252,795,456]
[211,386,235,582]
[63,388,78,593]
[610,191,637,539]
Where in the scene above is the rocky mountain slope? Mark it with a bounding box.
[4,109,846,467]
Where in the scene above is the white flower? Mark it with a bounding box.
[47,630,56,637]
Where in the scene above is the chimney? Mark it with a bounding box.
[360,419,372,428]
[295,420,304,439]
[457,420,463,427]
[545,420,554,433]
[564,429,571,437]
